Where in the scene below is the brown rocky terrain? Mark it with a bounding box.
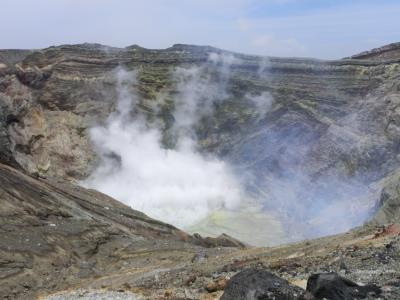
[0,43,400,299]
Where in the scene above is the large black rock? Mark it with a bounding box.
[306,273,381,300]
[220,268,305,300]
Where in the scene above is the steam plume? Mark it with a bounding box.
[84,54,378,246]
[84,67,242,229]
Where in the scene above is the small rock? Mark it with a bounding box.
[206,277,228,293]
[164,289,174,297]
[185,274,197,286]
[122,282,131,289]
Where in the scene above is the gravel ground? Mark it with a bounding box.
[44,289,141,300]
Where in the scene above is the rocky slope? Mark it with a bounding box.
[0,161,244,299]
[0,43,400,299]
[40,222,400,299]
[350,42,400,61]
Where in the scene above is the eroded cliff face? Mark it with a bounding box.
[1,43,400,222]
[0,44,396,178]
[0,43,400,299]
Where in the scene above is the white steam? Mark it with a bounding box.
[248,91,274,119]
[171,53,239,133]
[84,67,242,229]
[83,54,379,246]
[259,173,378,240]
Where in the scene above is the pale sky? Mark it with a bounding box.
[2,0,400,59]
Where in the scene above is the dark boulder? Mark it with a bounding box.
[220,268,305,300]
[306,273,381,300]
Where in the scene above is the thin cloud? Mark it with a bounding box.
[0,0,399,58]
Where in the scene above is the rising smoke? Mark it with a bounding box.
[84,54,378,245]
[84,64,243,229]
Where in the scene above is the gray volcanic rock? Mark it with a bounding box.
[306,273,381,300]
[220,268,305,299]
